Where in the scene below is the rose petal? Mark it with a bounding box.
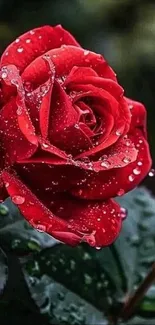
[75,136,137,172]
[65,66,124,100]
[126,97,147,137]
[22,46,117,87]
[71,86,130,157]
[71,129,152,199]
[1,25,80,73]
[48,81,93,155]
[0,98,37,163]
[50,196,122,247]
[2,170,122,247]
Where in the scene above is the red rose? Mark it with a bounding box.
[0,25,151,248]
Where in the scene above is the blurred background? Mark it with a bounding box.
[0,0,154,185]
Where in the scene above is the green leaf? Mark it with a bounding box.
[22,268,107,325]
[0,248,8,296]
[21,244,116,311]
[0,198,58,254]
[116,187,155,293]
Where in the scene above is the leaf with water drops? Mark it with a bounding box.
[22,252,108,325]
[21,243,115,314]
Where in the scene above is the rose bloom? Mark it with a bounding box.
[0,25,151,248]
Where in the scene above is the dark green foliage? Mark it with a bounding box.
[0,187,155,324]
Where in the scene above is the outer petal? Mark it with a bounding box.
[44,195,122,247]
[126,97,147,137]
[0,98,37,163]
[1,25,80,73]
[71,129,151,200]
[2,170,82,246]
[75,136,137,172]
[22,46,117,88]
[2,170,122,247]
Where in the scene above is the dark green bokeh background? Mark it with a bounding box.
[0,0,154,162]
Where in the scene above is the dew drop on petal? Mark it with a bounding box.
[26,39,31,43]
[5,182,9,188]
[16,107,22,115]
[117,189,125,196]
[96,247,101,250]
[128,174,135,182]
[101,161,110,168]
[116,130,122,136]
[36,224,46,232]
[12,195,25,205]
[126,140,131,147]
[129,104,133,110]
[122,157,131,164]
[120,207,127,220]
[133,167,141,175]
[149,169,155,177]
[84,50,89,56]
[17,47,24,53]
[137,161,143,166]
[15,38,20,43]
[42,143,49,149]
[1,72,7,79]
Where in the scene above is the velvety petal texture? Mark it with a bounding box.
[0,25,152,248]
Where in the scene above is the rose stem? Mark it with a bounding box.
[119,262,155,321]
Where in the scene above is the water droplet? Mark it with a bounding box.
[126,140,131,146]
[5,182,9,188]
[117,189,125,196]
[36,224,46,232]
[0,204,9,216]
[12,195,25,205]
[101,161,110,168]
[17,47,24,53]
[15,38,20,43]
[84,50,89,56]
[122,157,131,164]
[1,72,7,79]
[42,143,49,149]
[128,174,135,182]
[16,107,22,115]
[149,169,155,177]
[137,161,143,166]
[26,39,31,43]
[129,104,133,110]
[30,30,35,35]
[120,207,127,220]
[96,247,101,250]
[116,130,122,136]
[27,239,41,252]
[11,238,21,249]
[133,167,141,175]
